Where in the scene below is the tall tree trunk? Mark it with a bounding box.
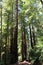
[10,3,14,64]
[3,13,9,65]
[13,0,18,63]
[10,0,18,64]
[10,3,15,64]
[29,24,34,49]
[21,22,27,61]
[32,25,36,46]
[7,13,9,49]
[10,27,14,63]
[0,5,2,62]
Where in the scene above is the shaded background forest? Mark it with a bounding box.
[0,0,43,65]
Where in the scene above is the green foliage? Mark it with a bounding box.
[0,0,43,64]
[29,46,43,64]
[0,61,4,65]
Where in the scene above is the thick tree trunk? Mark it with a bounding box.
[21,22,27,61]
[13,0,18,63]
[10,0,18,64]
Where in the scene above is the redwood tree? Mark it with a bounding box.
[10,0,18,64]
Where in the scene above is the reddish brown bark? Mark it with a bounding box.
[10,0,18,64]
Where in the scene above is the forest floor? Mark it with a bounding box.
[13,60,31,65]
[10,60,42,65]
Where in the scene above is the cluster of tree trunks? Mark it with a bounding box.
[10,0,27,63]
[10,0,37,64]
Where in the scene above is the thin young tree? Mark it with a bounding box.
[29,24,34,49]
